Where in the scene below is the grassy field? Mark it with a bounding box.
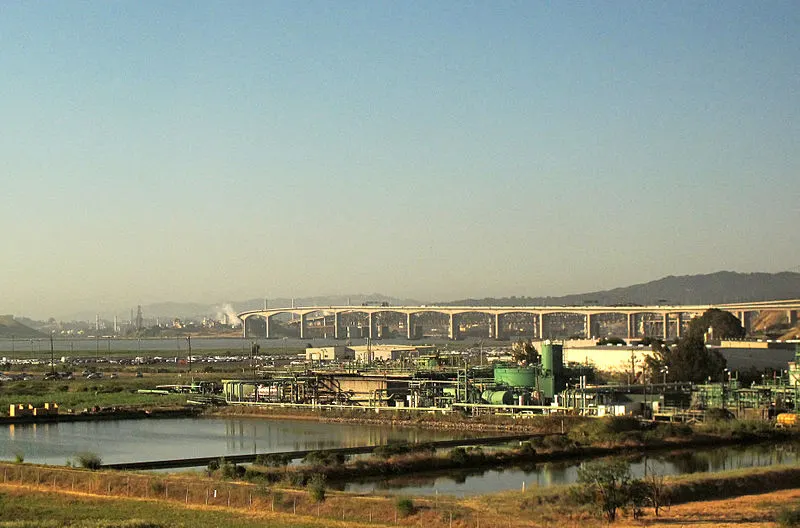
[2,463,800,527]
[0,376,198,413]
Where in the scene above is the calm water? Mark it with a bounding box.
[0,417,474,466]
[343,442,800,496]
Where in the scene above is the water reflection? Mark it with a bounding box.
[0,417,474,466]
[344,442,800,496]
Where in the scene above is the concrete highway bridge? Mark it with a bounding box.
[238,299,800,341]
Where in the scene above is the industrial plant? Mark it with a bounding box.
[222,340,800,421]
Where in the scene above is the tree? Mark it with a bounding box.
[576,459,632,522]
[645,336,726,383]
[511,339,538,365]
[685,308,745,341]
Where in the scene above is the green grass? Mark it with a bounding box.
[0,378,190,414]
[0,487,326,528]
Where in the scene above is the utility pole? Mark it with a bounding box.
[187,336,192,373]
[49,334,55,375]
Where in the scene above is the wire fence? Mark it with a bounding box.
[0,462,526,527]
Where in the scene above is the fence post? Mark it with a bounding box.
[227,489,230,507]
[293,497,296,514]
[249,492,252,508]
[271,495,274,512]
[165,483,168,499]
[186,487,189,504]
[205,489,209,505]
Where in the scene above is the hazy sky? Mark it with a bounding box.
[2,2,799,319]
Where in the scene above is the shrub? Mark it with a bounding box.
[307,474,326,503]
[14,452,24,464]
[449,447,468,464]
[373,443,413,459]
[396,497,415,517]
[149,480,165,495]
[577,459,633,522]
[255,453,292,467]
[76,452,102,470]
[778,504,800,527]
[220,461,245,479]
[518,441,536,456]
[303,450,346,466]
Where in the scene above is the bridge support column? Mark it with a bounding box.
[368,312,375,340]
[334,312,341,339]
[537,314,543,339]
[406,313,413,339]
[494,313,503,340]
[789,310,798,327]
[264,315,271,339]
[663,313,669,340]
[242,317,247,338]
[738,311,751,334]
[449,314,460,340]
[586,314,592,339]
[627,313,634,339]
[676,313,682,338]
[299,313,307,340]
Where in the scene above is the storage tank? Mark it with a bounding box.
[540,341,563,376]
[481,390,515,405]
[494,365,537,388]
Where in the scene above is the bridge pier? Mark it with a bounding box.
[627,313,635,339]
[789,310,798,327]
[299,313,307,340]
[537,314,544,339]
[586,314,592,339]
[663,313,669,340]
[494,313,503,340]
[334,312,341,339]
[264,315,271,339]
[368,312,375,340]
[406,313,413,339]
[676,313,682,338]
[449,314,460,340]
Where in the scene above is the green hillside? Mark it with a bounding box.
[0,315,44,338]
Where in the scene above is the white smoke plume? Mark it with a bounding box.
[216,303,242,327]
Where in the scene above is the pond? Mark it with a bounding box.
[342,442,800,496]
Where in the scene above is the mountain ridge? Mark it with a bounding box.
[439,271,800,307]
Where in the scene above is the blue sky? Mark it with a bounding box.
[1,2,798,318]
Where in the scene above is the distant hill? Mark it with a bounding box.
[441,271,800,307]
[0,315,45,338]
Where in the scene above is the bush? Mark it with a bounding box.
[14,452,24,464]
[518,441,536,456]
[302,450,346,466]
[220,461,245,479]
[568,417,642,445]
[577,459,633,522]
[76,452,102,470]
[255,453,293,467]
[307,474,326,503]
[778,504,800,527]
[149,480,165,495]
[449,447,468,465]
[373,443,413,459]
[396,497,415,517]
